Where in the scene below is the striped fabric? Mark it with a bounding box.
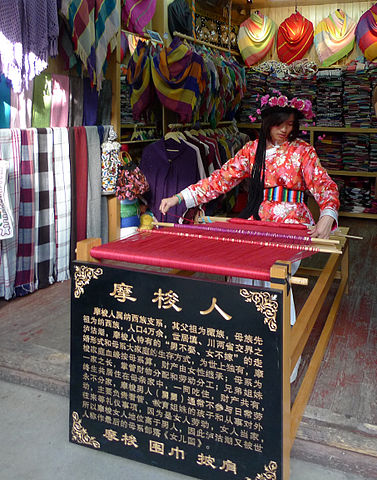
[356,4,377,62]
[122,0,157,36]
[237,12,276,66]
[263,186,304,203]
[277,12,313,65]
[0,129,21,300]
[15,129,37,297]
[314,10,356,67]
[151,37,206,124]
[34,128,56,290]
[127,40,155,121]
[52,128,71,282]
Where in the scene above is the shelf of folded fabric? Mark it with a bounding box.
[327,170,377,177]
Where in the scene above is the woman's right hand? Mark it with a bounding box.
[159,195,180,215]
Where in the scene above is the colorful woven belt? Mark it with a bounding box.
[263,186,305,203]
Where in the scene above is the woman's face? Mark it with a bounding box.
[269,114,295,145]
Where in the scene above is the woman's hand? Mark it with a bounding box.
[309,215,334,239]
[159,195,180,215]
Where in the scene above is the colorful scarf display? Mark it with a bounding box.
[237,12,276,66]
[314,9,356,67]
[52,127,71,282]
[0,129,21,300]
[151,37,206,124]
[127,41,155,121]
[277,12,314,65]
[356,4,377,62]
[122,0,157,35]
[0,0,59,92]
[15,129,37,296]
[61,0,119,90]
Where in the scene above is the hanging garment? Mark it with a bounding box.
[52,127,71,282]
[151,38,206,124]
[127,40,155,121]
[314,10,356,67]
[15,129,37,296]
[277,12,314,65]
[85,126,102,239]
[34,128,55,290]
[0,129,21,300]
[10,81,34,129]
[32,73,52,128]
[74,127,89,242]
[237,12,276,66]
[69,77,84,127]
[356,4,377,61]
[0,0,59,92]
[97,79,112,125]
[0,75,11,128]
[168,0,193,38]
[140,137,200,222]
[122,0,157,35]
[101,130,121,194]
[50,74,70,127]
[68,127,77,263]
[83,78,99,126]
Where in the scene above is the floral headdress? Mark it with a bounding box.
[249,89,315,123]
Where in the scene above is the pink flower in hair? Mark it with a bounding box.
[291,98,305,110]
[277,95,288,107]
[272,89,281,95]
[303,99,312,112]
[269,97,278,107]
[261,94,270,106]
[256,108,261,114]
[249,115,257,123]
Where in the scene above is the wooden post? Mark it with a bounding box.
[270,261,291,480]
[76,238,102,262]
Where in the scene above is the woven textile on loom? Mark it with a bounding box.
[90,220,317,282]
[151,37,206,124]
[60,0,119,90]
[127,41,155,121]
[314,9,356,67]
[277,12,313,65]
[237,12,276,67]
[356,4,377,62]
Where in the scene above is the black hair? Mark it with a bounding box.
[239,107,302,220]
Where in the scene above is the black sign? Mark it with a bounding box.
[70,262,283,480]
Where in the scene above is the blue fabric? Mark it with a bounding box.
[0,75,11,128]
[120,215,140,228]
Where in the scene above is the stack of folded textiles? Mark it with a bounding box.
[342,134,370,171]
[338,178,373,213]
[316,69,343,126]
[343,70,371,128]
[315,134,343,170]
[238,69,268,123]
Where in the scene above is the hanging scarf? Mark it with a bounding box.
[32,73,52,128]
[151,37,206,124]
[314,9,356,67]
[34,128,55,290]
[52,127,71,282]
[168,0,193,38]
[0,75,11,128]
[15,129,37,296]
[277,12,314,65]
[0,161,13,240]
[127,40,155,121]
[122,0,157,35]
[50,74,70,127]
[0,0,59,92]
[0,129,21,300]
[237,12,276,66]
[356,4,377,62]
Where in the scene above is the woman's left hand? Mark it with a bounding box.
[309,215,334,239]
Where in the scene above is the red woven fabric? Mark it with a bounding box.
[277,12,314,65]
[74,126,88,242]
[90,222,315,281]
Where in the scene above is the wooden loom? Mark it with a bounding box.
[75,219,349,480]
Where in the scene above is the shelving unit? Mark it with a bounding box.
[237,123,377,220]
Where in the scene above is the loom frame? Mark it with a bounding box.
[75,228,349,480]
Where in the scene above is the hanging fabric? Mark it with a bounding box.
[0,0,59,93]
[0,160,13,240]
[52,127,71,282]
[50,74,70,127]
[122,0,157,36]
[0,129,21,300]
[314,9,356,67]
[277,12,314,65]
[356,4,377,62]
[86,126,102,239]
[101,126,121,194]
[32,73,52,128]
[168,0,193,38]
[0,75,11,128]
[83,78,99,126]
[69,77,84,127]
[237,11,277,66]
[10,81,34,129]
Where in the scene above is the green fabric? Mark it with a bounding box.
[32,73,52,128]
[120,201,139,218]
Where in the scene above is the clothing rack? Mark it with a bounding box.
[173,31,240,57]
[167,121,236,130]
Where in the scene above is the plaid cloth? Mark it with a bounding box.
[0,161,14,240]
[14,129,37,297]
[52,127,71,282]
[0,129,21,300]
[34,128,56,290]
